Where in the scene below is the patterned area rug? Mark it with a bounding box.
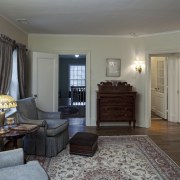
[27,135,180,180]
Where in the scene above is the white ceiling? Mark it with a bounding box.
[1,0,180,36]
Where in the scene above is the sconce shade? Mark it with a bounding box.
[0,95,17,109]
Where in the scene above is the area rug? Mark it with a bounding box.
[27,135,180,180]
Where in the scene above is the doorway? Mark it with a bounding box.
[150,56,167,120]
[150,54,180,124]
[58,54,86,126]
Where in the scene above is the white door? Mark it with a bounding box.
[167,56,180,123]
[31,52,59,112]
[151,57,167,119]
[151,58,157,113]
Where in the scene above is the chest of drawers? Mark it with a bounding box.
[96,81,136,128]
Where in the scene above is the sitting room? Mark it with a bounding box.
[0,0,180,179]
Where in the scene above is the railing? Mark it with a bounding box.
[71,86,86,106]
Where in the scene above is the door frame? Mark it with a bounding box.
[59,51,91,126]
[145,50,180,128]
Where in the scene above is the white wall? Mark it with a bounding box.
[28,31,180,127]
[134,32,180,127]
[0,16,28,45]
[28,34,144,126]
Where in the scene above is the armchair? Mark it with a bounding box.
[16,97,69,157]
[0,148,49,180]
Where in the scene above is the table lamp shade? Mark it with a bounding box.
[0,95,17,109]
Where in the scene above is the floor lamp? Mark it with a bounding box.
[0,95,17,134]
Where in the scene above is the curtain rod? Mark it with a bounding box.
[1,33,27,51]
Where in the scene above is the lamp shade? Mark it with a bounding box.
[0,95,17,109]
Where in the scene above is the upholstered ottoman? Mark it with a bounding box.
[69,132,98,156]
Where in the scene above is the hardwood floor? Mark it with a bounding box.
[4,118,180,167]
[69,118,180,166]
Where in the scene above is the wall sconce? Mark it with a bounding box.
[134,58,143,74]
[135,64,142,73]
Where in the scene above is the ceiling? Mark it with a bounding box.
[1,0,180,37]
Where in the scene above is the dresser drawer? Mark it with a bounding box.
[99,106,133,121]
[100,96,134,106]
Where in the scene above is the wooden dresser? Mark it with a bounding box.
[96,81,136,129]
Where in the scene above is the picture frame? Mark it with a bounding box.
[106,58,121,77]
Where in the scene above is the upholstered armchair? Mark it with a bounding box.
[0,148,49,180]
[16,97,69,157]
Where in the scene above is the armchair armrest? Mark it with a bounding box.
[37,108,62,119]
[17,113,47,127]
[0,148,24,169]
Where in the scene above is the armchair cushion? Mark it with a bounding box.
[17,97,38,119]
[0,161,49,180]
[0,148,49,180]
[46,119,68,136]
[0,148,24,169]
[37,108,62,119]
[17,113,47,127]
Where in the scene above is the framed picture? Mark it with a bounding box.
[106,58,121,77]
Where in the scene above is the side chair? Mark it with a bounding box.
[16,97,69,157]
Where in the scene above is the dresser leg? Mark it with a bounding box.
[96,121,100,129]
[133,121,136,129]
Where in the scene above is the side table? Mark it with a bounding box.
[0,124,39,149]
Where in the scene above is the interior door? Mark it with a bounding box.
[31,52,59,112]
[151,58,157,113]
[167,55,180,122]
[151,57,167,119]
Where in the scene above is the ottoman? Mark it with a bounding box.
[69,132,98,156]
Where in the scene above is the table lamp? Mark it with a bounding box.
[0,95,17,133]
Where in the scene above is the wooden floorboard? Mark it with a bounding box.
[69,118,180,166]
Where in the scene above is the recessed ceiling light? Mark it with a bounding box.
[16,18,28,24]
[75,54,79,58]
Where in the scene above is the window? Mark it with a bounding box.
[69,65,86,88]
[9,49,19,100]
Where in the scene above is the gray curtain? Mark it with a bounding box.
[17,43,26,99]
[0,34,14,94]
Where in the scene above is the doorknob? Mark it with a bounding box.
[34,94,38,98]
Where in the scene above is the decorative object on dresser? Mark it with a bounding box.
[96,81,136,129]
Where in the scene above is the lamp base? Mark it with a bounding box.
[0,128,6,134]
[0,128,9,134]
[0,111,5,127]
[0,111,5,134]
